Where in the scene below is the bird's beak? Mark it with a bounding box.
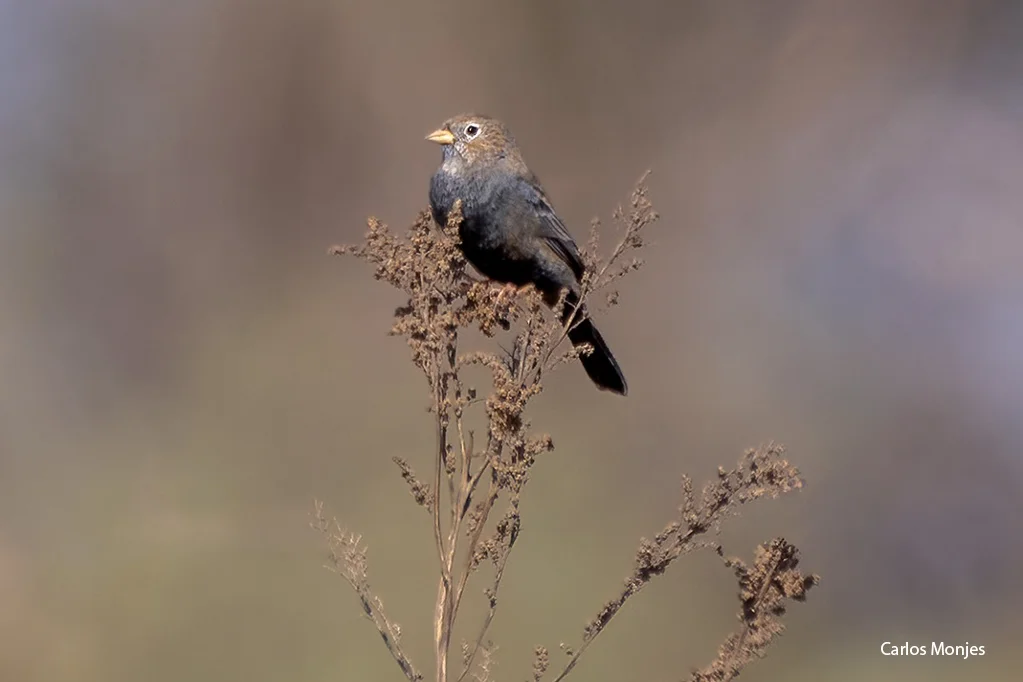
[425,128,456,145]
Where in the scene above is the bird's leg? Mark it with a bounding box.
[494,281,519,304]
[487,282,517,331]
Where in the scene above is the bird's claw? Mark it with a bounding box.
[495,282,519,305]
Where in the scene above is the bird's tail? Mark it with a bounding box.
[563,297,628,396]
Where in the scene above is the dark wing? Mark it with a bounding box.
[517,175,586,281]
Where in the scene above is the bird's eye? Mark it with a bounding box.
[464,123,480,139]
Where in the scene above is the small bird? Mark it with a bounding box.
[426,114,627,395]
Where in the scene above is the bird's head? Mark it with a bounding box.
[426,114,521,170]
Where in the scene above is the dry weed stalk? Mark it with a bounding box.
[316,175,817,682]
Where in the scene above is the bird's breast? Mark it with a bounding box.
[431,170,496,241]
[430,166,536,283]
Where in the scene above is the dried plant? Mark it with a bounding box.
[315,175,817,682]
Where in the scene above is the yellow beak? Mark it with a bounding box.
[425,128,456,145]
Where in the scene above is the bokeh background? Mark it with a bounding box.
[3,1,1022,680]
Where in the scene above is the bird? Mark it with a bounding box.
[426,113,627,395]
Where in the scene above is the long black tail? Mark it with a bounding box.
[566,312,628,396]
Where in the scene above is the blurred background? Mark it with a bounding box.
[2,0,1022,680]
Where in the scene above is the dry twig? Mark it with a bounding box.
[318,176,816,682]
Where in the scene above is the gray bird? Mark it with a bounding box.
[426,114,627,395]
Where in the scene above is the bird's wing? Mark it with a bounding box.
[518,176,586,281]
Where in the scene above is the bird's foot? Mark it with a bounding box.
[491,282,518,330]
[494,282,519,304]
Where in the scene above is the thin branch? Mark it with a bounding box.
[551,445,804,682]
[434,374,453,682]
[311,502,423,681]
[688,539,819,682]
[455,536,514,682]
